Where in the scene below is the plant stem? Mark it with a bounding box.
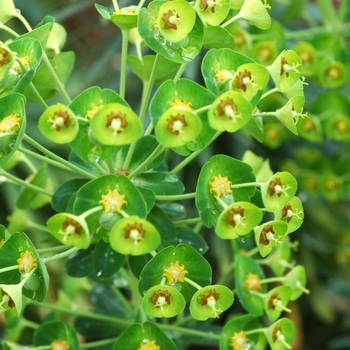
[155,192,196,201]
[260,87,279,100]
[253,112,277,118]
[184,277,203,290]
[43,246,80,264]
[37,245,69,254]
[119,29,130,100]
[14,13,33,31]
[111,0,119,11]
[0,265,19,274]
[0,24,20,37]
[80,337,119,349]
[27,83,49,109]
[260,276,284,284]
[221,13,242,28]
[160,324,221,341]
[230,181,263,189]
[170,131,222,174]
[0,168,53,197]
[79,206,103,220]
[41,54,72,105]
[22,135,97,179]
[173,217,202,227]
[174,63,188,82]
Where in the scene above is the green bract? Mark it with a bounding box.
[142,284,186,318]
[190,284,234,320]
[109,216,161,255]
[261,172,298,211]
[46,213,90,249]
[266,318,295,350]
[90,103,142,146]
[38,103,78,144]
[195,0,231,26]
[239,0,271,30]
[208,90,252,132]
[155,108,202,148]
[0,93,26,166]
[254,220,288,257]
[264,285,292,321]
[283,265,309,300]
[157,0,196,43]
[216,202,263,239]
[0,0,16,24]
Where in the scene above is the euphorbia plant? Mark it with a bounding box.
[0,0,314,348]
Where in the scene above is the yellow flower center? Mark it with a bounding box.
[86,105,103,119]
[51,339,70,350]
[169,99,193,111]
[17,251,37,273]
[113,8,135,15]
[244,273,262,291]
[209,174,232,197]
[99,188,127,213]
[138,340,161,350]
[230,331,250,350]
[163,261,188,284]
[0,114,21,133]
[215,69,235,83]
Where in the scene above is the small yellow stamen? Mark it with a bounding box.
[163,261,188,284]
[215,69,235,83]
[209,174,232,197]
[99,188,127,213]
[0,114,21,133]
[138,340,161,350]
[230,331,250,350]
[245,273,262,291]
[86,105,103,119]
[51,339,70,350]
[17,251,37,273]
[169,99,193,111]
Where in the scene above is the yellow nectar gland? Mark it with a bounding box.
[151,289,171,311]
[51,339,70,350]
[113,8,135,15]
[230,331,250,350]
[163,261,188,284]
[215,69,235,83]
[124,222,145,244]
[245,273,262,291]
[17,251,37,273]
[86,105,103,119]
[169,99,193,111]
[0,47,10,67]
[99,188,127,213]
[58,217,83,242]
[0,114,21,134]
[209,174,232,197]
[138,340,161,350]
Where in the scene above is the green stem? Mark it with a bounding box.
[173,217,202,227]
[174,63,188,82]
[14,13,33,31]
[221,13,242,28]
[80,337,119,349]
[0,265,19,274]
[215,196,229,209]
[0,168,53,197]
[216,260,235,285]
[155,192,196,201]
[43,246,80,264]
[41,54,71,105]
[260,276,284,284]
[111,0,119,11]
[194,104,211,114]
[246,327,267,336]
[0,24,20,37]
[79,206,103,220]
[260,87,279,100]
[160,324,221,341]
[37,245,69,254]
[184,277,203,290]
[128,144,165,178]
[230,181,263,189]
[23,135,97,179]
[28,221,51,233]
[316,0,337,26]
[27,83,49,109]
[253,112,277,118]
[119,29,130,100]
[171,131,222,174]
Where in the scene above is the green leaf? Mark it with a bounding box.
[65,246,94,278]
[190,284,234,320]
[266,318,295,350]
[0,93,26,166]
[93,240,125,278]
[235,253,267,316]
[20,22,53,50]
[27,51,75,101]
[0,0,16,23]
[202,23,235,50]
[196,154,256,228]
[138,244,212,301]
[176,226,208,254]
[112,322,178,350]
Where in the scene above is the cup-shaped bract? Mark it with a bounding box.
[275,95,306,135]
[319,60,347,89]
[274,196,304,234]
[239,0,271,30]
[264,285,292,322]
[45,23,67,54]
[261,172,298,211]
[283,265,309,300]
[0,284,22,316]
[235,253,267,316]
[208,91,252,132]
[39,103,78,144]
[230,0,244,9]
[266,318,295,350]
[252,40,278,66]
[190,284,234,320]
[90,103,142,146]
[0,93,26,166]
[231,63,270,101]
[157,0,196,43]
[109,216,161,256]
[138,244,212,302]
[293,41,318,77]
[0,0,16,24]
[155,108,202,148]
[46,213,90,249]
[142,284,186,318]
[112,322,178,350]
[267,50,302,92]
[195,0,231,26]
[254,220,288,257]
[216,202,263,239]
